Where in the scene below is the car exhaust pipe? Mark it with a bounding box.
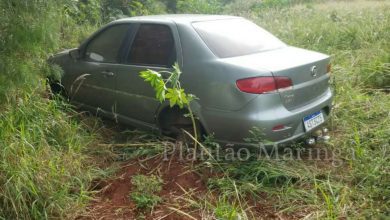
[314,127,331,142]
[322,127,329,134]
[306,127,330,146]
[306,137,316,146]
[319,135,331,142]
[322,127,331,141]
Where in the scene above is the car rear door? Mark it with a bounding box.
[114,22,181,126]
[69,24,132,114]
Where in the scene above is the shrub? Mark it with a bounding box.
[130,175,163,209]
[0,1,101,219]
[176,0,224,14]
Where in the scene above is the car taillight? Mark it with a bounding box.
[236,76,292,94]
[275,77,293,91]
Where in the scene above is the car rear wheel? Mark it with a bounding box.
[159,107,203,145]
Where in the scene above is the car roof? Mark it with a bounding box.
[115,14,240,24]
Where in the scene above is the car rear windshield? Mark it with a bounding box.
[192,18,286,58]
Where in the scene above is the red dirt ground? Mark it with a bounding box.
[78,153,298,220]
[79,155,209,220]
[77,122,298,219]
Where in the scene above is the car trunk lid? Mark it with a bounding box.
[224,46,331,110]
[264,47,330,110]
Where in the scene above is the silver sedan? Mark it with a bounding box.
[49,15,333,146]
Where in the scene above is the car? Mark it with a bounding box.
[49,14,333,147]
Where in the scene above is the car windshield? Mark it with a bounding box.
[192,18,286,58]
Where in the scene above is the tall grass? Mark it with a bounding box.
[0,94,99,219]
[0,1,102,219]
[179,1,388,218]
[0,1,57,100]
[214,0,390,218]
[0,0,388,219]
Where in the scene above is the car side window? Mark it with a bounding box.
[127,24,176,67]
[85,24,130,63]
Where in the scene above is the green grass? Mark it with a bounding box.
[130,174,163,210]
[0,0,389,219]
[0,1,104,219]
[207,0,390,218]
[168,1,389,219]
[0,92,102,219]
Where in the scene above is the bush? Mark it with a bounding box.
[176,0,224,14]
[0,1,101,219]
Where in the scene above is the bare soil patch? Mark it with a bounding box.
[80,155,208,220]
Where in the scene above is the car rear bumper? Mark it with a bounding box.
[200,88,333,147]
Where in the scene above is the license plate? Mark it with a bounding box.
[303,111,324,131]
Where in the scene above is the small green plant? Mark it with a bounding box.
[213,197,242,220]
[130,175,163,210]
[139,63,199,146]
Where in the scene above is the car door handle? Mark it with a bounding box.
[102,71,115,77]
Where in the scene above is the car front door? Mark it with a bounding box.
[114,23,180,127]
[69,24,132,115]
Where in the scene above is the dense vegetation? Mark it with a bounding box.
[0,0,388,219]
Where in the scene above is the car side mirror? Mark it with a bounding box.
[69,49,81,60]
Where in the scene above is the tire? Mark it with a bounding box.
[159,109,203,145]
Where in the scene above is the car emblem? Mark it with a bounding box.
[311,66,318,77]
